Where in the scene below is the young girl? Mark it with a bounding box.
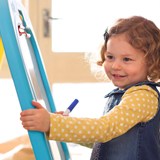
[20,16,160,160]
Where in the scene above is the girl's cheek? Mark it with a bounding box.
[103,62,110,74]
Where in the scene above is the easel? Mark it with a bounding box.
[0,0,71,159]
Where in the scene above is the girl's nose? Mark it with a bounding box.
[111,60,121,70]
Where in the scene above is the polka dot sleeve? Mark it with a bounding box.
[47,85,158,143]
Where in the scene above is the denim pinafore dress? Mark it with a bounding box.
[90,81,160,160]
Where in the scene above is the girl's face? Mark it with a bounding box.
[103,34,148,89]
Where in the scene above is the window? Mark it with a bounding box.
[52,0,160,52]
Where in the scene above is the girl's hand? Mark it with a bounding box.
[55,111,64,115]
[55,111,69,116]
[20,100,50,132]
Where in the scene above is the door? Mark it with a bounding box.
[28,0,99,86]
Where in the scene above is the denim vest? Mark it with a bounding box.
[90,81,160,160]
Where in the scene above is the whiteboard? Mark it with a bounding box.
[0,0,70,159]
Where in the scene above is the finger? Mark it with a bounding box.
[22,122,36,131]
[22,120,34,128]
[23,126,35,131]
[20,115,34,121]
[20,109,36,116]
[32,100,44,109]
[23,125,43,132]
[22,120,44,132]
[21,117,39,128]
[55,111,64,115]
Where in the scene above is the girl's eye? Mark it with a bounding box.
[123,57,132,62]
[106,55,114,60]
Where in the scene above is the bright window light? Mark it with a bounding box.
[52,0,160,53]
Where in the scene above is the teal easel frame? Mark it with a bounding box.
[0,0,71,159]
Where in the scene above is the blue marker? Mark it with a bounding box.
[63,99,79,115]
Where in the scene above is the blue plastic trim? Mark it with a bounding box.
[0,0,71,159]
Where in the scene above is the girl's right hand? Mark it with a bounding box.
[54,111,64,115]
[55,111,69,116]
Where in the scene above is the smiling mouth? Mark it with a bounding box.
[112,74,126,78]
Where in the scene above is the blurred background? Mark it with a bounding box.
[0,0,160,159]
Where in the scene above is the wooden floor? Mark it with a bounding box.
[0,135,35,160]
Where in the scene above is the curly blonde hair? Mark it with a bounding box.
[98,16,160,82]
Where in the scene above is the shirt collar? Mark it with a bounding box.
[104,81,160,98]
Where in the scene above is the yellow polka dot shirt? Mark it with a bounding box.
[47,85,158,144]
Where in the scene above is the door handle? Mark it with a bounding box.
[42,9,59,37]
